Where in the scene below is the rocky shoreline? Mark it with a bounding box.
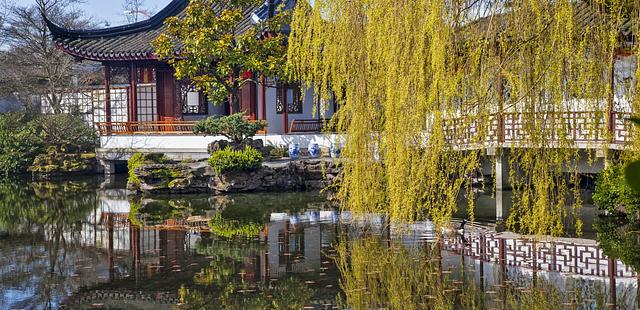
[128,158,341,195]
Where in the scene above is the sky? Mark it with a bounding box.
[7,0,173,27]
[77,0,172,27]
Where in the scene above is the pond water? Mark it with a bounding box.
[0,176,639,309]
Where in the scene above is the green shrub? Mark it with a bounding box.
[625,118,640,193]
[31,114,98,152]
[127,153,172,186]
[127,153,145,186]
[0,112,99,176]
[193,112,266,143]
[208,146,263,173]
[593,163,640,216]
[0,112,42,176]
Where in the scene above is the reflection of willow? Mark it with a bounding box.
[0,180,98,308]
[335,236,607,309]
[178,277,313,309]
[178,238,312,309]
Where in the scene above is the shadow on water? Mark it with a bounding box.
[0,176,638,309]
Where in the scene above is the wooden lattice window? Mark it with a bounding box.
[276,83,303,114]
[136,84,157,122]
[178,82,208,115]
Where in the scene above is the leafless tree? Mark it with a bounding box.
[122,0,150,23]
[0,0,95,113]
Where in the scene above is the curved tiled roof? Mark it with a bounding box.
[45,0,271,61]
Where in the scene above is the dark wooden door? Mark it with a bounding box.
[239,82,257,120]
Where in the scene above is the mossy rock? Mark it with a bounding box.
[29,151,97,179]
[168,178,190,189]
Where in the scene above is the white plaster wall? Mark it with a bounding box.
[258,81,336,134]
[100,133,345,150]
[182,100,226,121]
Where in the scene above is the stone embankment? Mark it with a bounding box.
[129,158,341,195]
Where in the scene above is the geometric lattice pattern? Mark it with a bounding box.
[136,84,157,122]
[444,233,637,279]
[443,111,633,148]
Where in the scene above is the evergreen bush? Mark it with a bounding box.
[593,163,640,216]
[208,146,263,173]
[0,112,99,177]
[193,113,266,143]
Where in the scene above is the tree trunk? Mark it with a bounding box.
[231,91,240,115]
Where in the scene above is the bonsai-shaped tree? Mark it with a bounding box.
[153,0,289,113]
[193,112,266,143]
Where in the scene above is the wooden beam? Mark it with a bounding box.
[261,76,267,133]
[282,87,289,134]
[129,62,138,122]
[104,65,112,133]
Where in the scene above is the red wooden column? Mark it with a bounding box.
[260,76,267,133]
[104,65,112,133]
[283,88,289,134]
[129,62,138,123]
[608,257,617,310]
[107,213,114,281]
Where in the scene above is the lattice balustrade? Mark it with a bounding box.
[444,233,637,279]
[442,111,632,148]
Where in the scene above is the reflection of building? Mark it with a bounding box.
[267,220,322,277]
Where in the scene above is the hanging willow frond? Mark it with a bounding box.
[287,0,640,236]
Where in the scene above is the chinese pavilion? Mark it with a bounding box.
[45,0,335,135]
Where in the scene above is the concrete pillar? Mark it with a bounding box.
[100,160,116,175]
[489,149,508,221]
[495,156,504,220]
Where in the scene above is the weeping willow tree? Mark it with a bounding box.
[287,0,640,236]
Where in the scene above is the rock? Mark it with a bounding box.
[132,162,213,194]
[130,158,342,195]
[29,149,98,179]
[208,140,232,153]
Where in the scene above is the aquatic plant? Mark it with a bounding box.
[286,0,640,235]
[178,277,313,309]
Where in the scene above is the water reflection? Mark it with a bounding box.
[0,177,638,309]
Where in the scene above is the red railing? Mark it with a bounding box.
[96,120,267,135]
[96,121,198,135]
[289,119,326,133]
